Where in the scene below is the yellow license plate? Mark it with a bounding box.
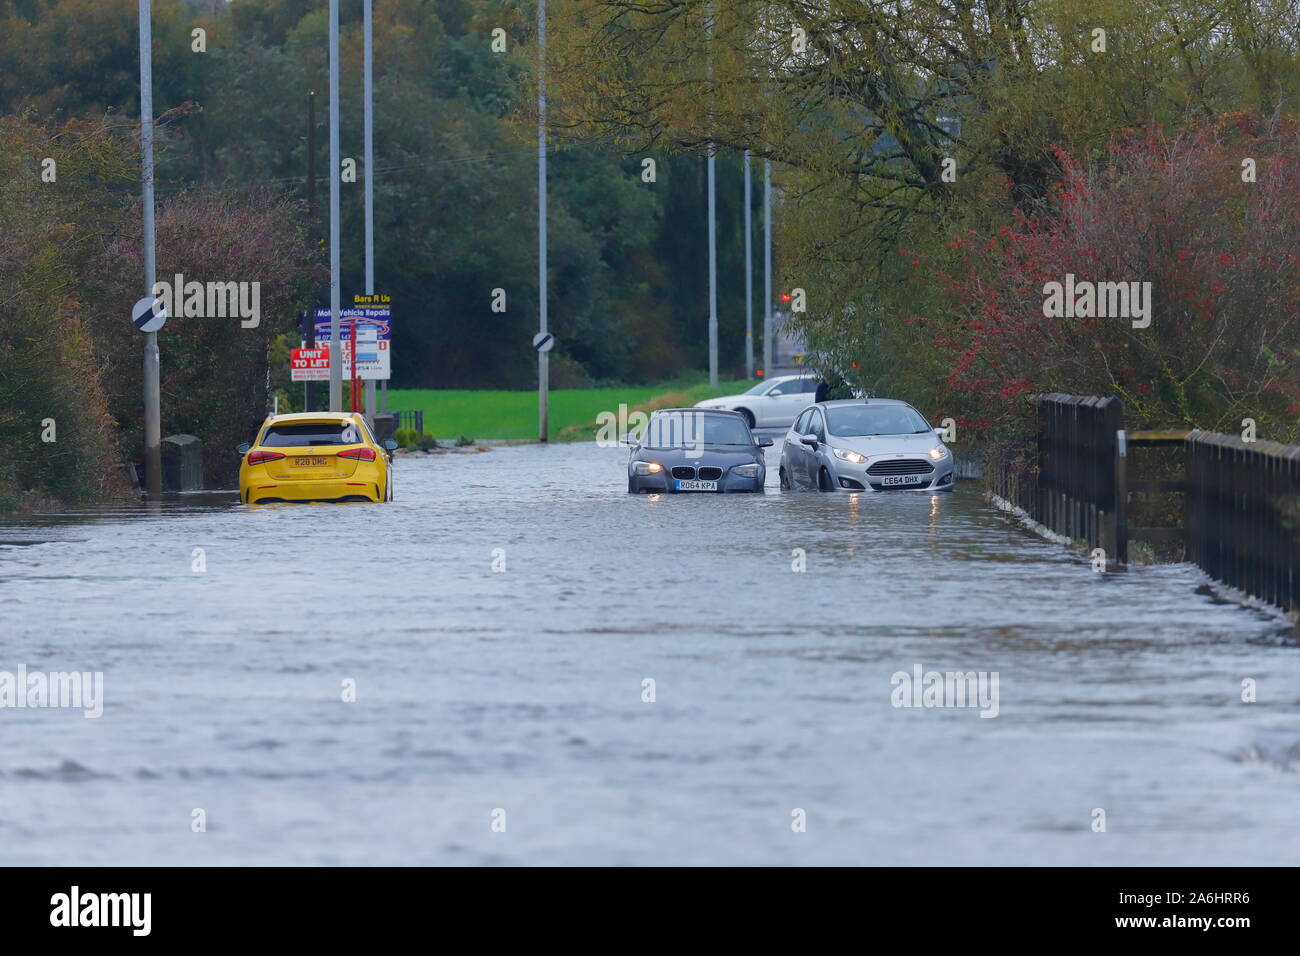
[293,456,328,467]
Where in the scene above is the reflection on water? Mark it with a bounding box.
[1,441,1297,865]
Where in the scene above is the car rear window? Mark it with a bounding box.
[261,423,363,446]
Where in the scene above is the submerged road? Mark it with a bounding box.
[2,440,1298,865]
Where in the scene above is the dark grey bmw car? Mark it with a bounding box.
[627,408,772,493]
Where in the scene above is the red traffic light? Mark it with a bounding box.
[756,369,764,377]
[779,293,792,303]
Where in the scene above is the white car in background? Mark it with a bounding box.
[693,374,819,428]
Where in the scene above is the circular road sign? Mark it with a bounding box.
[132,296,168,333]
[533,331,555,352]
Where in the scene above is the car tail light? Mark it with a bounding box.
[337,447,376,461]
[247,450,285,465]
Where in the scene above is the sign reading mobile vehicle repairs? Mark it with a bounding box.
[314,295,392,380]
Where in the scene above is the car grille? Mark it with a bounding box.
[697,466,723,481]
[866,458,934,476]
[671,466,695,480]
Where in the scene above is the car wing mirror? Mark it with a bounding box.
[758,438,774,448]
[383,439,398,452]
[800,434,820,447]
[620,434,640,446]
[933,427,947,437]
[236,442,251,456]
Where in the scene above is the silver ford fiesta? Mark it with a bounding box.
[779,399,955,492]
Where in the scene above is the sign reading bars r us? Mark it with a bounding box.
[313,294,392,381]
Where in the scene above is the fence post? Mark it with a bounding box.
[1267,445,1280,607]
[1234,441,1245,594]
[1114,423,1128,566]
[1069,399,1079,540]
[1036,397,1048,528]
[1184,432,1197,571]
[1290,448,1300,612]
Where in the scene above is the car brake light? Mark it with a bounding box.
[337,447,376,461]
[248,450,285,465]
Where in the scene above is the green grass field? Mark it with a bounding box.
[388,379,756,442]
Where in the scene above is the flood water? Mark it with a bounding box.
[2,440,1298,865]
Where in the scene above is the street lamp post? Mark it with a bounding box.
[327,0,342,411]
[537,0,549,442]
[363,0,377,424]
[763,158,772,376]
[743,149,752,378]
[138,0,161,498]
[304,89,317,413]
[705,2,717,388]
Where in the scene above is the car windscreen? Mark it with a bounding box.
[260,423,364,446]
[743,380,773,395]
[641,412,753,448]
[825,404,929,437]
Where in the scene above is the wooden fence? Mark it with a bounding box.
[990,394,1125,563]
[1185,430,1300,613]
[987,397,1300,610]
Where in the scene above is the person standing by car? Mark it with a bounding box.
[815,370,853,403]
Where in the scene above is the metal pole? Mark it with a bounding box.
[537,0,549,442]
[743,149,752,378]
[363,0,377,425]
[706,2,717,388]
[327,0,342,411]
[138,0,161,498]
[349,318,359,413]
[307,91,316,224]
[304,89,317,413]
[763,158,772,376]
[707,152,717,387]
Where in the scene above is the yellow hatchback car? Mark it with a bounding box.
[237,412,396,504]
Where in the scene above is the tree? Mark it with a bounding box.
[0,116,134,507]
[90,191,322,485]
[917,118,1300,438]
[540,0,1299,417]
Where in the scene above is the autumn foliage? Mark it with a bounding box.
[91,193,321,487]
[912,118,1300,440]
[0,113,320,507]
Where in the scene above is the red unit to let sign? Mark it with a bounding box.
[290,347,331,381]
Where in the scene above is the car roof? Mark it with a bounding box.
[653,407,745,416]
[768,373,815,382]
[265,411,361,422]
[819,398,908,407]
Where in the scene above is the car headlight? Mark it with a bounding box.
[631,461,664,476]
[832,447,867,464]
[731,463,760,478]
[929,445,950,460]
